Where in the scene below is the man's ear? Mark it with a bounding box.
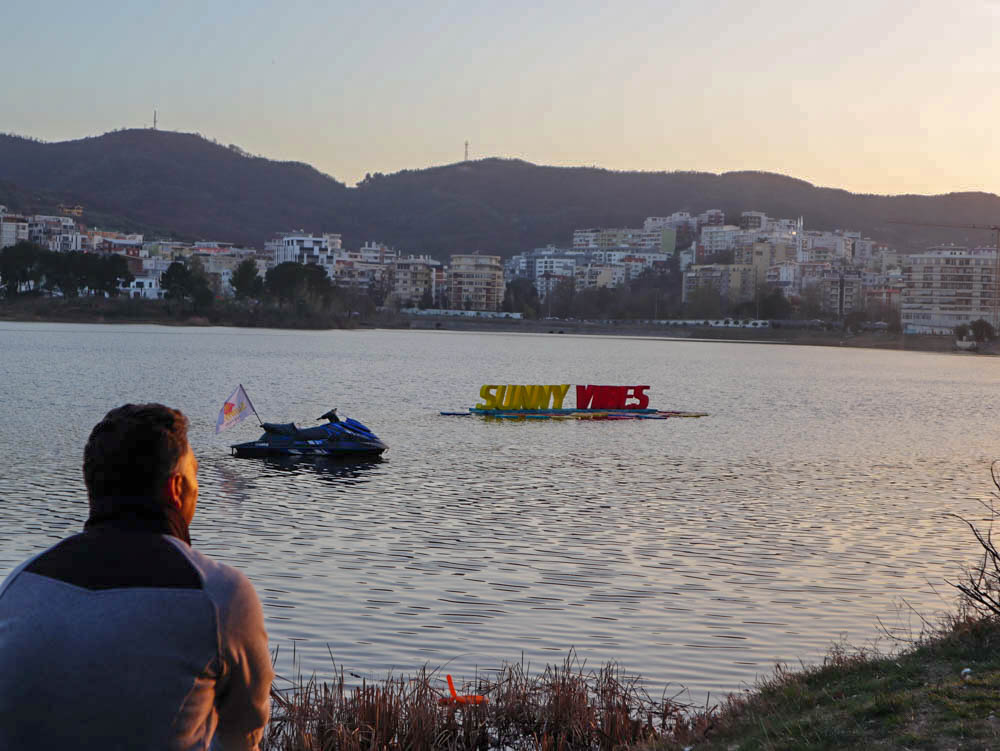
[163,472,183,510]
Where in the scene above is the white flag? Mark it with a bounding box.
[216,384,255,434]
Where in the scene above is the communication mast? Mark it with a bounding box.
[464,141,469,161]
[153,109,157,130]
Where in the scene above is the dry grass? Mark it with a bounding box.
[262,652,701,751]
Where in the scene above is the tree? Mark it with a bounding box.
[954,323,971,340]
[39,250,78,297]
[160,259,212,308]
[502,278,540,318]
[161,262,193,301]
[548,278,576,318]
[758,287,792,319]
[685,285,723,319]
[265,262,302,305]
[799,283,824,319]
[231,258,263,300]
[970,318,996,342]
[418,287,434,310]
[0,241,45,297]
[843,310,869,333]
[265,261,334,311]
[92,253,133,297]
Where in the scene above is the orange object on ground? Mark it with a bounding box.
[437,674,486,706]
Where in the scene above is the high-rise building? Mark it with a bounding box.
[901,245,1000,333]
[448,253,504,311]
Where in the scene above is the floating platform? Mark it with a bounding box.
[441,408,708,421]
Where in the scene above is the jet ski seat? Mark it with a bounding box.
[295,425,335,440]
[262,422,298,436]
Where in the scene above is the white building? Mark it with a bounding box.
[272,232,343,275]
[766,262,800,295]
[700,225,742,255]
[534,255,578,299]
[698,209,725,226]
[901,246,1000,334]
[121,274,165,299]
[644,212,698,235]
[0,214,29,248]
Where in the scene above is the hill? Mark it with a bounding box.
[2,129,1000,256]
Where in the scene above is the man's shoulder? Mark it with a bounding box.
[0,534,87,598]
[165,539,260,610]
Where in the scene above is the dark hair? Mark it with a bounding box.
[83,404,189,501]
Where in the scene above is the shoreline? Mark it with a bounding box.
[1,300,991,354]
[261,611,1000,750]
[384,316,995,355]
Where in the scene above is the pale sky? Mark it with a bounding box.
[5,0,1000,194]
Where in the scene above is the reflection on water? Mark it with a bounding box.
[0,322,997,703]
[251,456,385,480]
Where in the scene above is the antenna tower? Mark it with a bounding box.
[464,141,469,161]
[153,109,157,130]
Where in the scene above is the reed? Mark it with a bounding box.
[262,652,697,750]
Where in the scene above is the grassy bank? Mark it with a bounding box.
[261,614,1000,751]
[663,615,1000,750]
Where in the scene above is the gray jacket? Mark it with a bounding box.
[0,510,274,750]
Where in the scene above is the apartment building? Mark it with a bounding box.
[0,211,29,248]
[572,227,665,252]
[682,263,756,305]
[272,232,343,273]
[449,254,504,311]
[391,255,440,305]
[816,269,864,317]
[901,245,1000,334]
[574,262,626,291]
[699,225,742,256]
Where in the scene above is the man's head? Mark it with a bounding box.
[83,403,199,524]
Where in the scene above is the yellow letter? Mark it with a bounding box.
[550,384,570,409]
[523,385,545,409]
[476,385,498,410]
[502,385,523,409]
[536,385,552,409]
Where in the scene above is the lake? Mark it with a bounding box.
[1,321,996,703]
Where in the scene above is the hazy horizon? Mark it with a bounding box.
[6,0,1000,196]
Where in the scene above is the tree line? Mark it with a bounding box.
[0,245,378,326]
[159,258,378,324]
[0,241,133,298]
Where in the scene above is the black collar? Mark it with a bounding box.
[85,496,191,545]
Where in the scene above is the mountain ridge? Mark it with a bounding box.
[2,129,999,257]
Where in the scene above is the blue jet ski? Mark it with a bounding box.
[231,409,388,459]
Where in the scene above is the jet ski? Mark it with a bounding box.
[231,409,388,459]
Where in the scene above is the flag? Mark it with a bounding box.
[216,384,255,434]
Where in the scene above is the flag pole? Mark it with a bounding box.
[240,384,264,426]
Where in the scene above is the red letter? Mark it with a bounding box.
[576,384,596,409]
[633,386,650,409]
[614,386,629,408]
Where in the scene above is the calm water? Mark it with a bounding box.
[1,322,997,703]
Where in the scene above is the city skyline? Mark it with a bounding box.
[5,1,1000,195]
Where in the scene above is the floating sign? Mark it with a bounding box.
[476,384,570,410]
[475,384,650,411]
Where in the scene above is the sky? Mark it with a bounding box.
[4,0,1000,195]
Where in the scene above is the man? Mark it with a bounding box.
[0,404,274,750]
